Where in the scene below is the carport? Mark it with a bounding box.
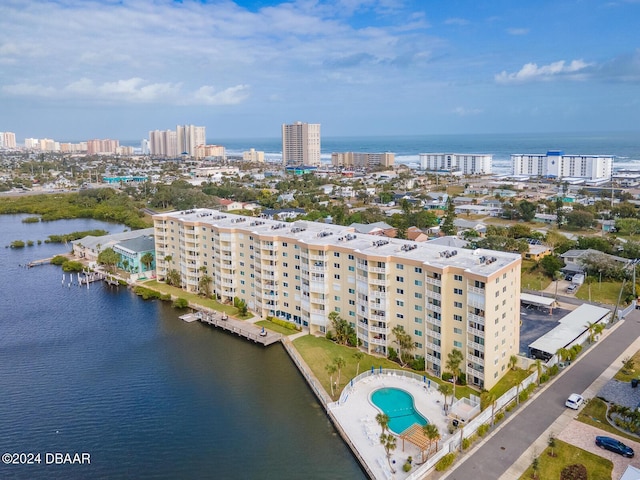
[528,304,612,361]
[521,292,557,314]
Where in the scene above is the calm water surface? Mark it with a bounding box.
[0,215,365,479]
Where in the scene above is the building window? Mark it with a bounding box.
[415,305,423,311]
[397,264,404,270]
[334,274,340,280]
[454,314,462,321]
[454,301,462,308]
[415,267,422,273]
[348,288,355,294]
[454,274,462,281]
[396,300,404,307]
[348,266,355,271]
[454,288,463,295]
[414,330,423,337]
[454,327,462,334]
[454,340,462,348]
[334,252,340,257]
[415,317,423,324]
[396,276,404,283]
[415,292,423,299]
[397,288,404,294]
[348,254,354,260]
[414,280,423,286]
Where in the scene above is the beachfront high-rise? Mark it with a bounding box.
[149,125,205,158]
[282,121,321,166]
[331,152,394,169]
[177,125,206,157]
[419,153,493,175]
[153,209,521,390]
[511,151,613,181]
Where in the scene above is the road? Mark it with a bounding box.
[443,310,640,480]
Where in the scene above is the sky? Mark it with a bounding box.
[1,0,639,142]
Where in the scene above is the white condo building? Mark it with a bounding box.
[177,125,206,157]
[0,132,17,149]
[511,151,613,181]
[153,209,522,390]
[419,153,493,175]
[282,122,321,166]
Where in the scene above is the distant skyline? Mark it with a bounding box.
[1,0,639,142]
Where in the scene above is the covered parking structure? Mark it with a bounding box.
[521,292,557,314]
[528,304,611,361]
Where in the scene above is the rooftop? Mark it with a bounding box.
[155,209,521,276]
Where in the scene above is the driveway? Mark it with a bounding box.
[558,420,640,479]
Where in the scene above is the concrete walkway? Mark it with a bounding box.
[498,319,640,480]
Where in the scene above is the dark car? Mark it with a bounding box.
[595,436,634,457]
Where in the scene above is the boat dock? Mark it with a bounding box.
[27,257,54,267]
[181,311,282,347]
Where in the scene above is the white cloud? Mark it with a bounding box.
[2,82,56,97]
[192,85,251,105]
[452,106,482,116]
[507,27,529,35]
[495,59,593,84]
[444,17,469,26]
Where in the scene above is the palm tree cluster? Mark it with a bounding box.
[610,404,640,434]
[328,311,357,346]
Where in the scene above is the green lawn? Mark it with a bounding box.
[577,398,640,443]
[519,439,612,480]
[255,319,298,336]
[140,280,253,319]
[521,260,552,292]
[575,280,626,305]
[614,348,640,382]
[488,368,533,400]
[292,335,478,401]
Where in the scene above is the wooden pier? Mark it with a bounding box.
[184,311,282,347]
[27,257,53,267]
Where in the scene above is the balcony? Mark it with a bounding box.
[467,364,485,377]
[426,354,441,365]
[426,315,441,326]
[468,313,485,325]
[426,303,441,313]
[370,337,387,346]
[426,277,441,286]
[468,285,485,295]
[427,330,441,339]
[467,326,485,338]
[425,290,442,300]
[426,342,441,351]
[468,340,485,352]
[369,324,389,335]
[370,290,387,300]
[467,354,485,366]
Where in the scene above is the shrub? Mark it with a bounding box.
[462,437,472,450]
[388,347,398,362]
[477,423,490,437]
[506,402,515,412]
[539,373,550,384]
[160,293,172,301]
[435,453,456,472]
[62,260,84,272]
[411,357,425,371]
[133,286,162,300]
[268,316,301,331]
[403,463,412,472]
[560,464,587,480]
[22,216,40,223]
[10,240,25,248]
[518,390,529,403]
[27,240,34,246]
[173,297,189,309]
[548,364,559,376]
[495,411,505,422]
[51,255,68,265]
[442,372,453,382]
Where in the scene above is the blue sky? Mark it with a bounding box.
[1,0,639,142]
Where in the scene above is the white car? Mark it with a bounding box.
[565,393,584,410]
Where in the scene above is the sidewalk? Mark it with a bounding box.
[498,319,640,479]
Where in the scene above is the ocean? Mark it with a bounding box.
[0,215,365,480]
[209,131,640,175]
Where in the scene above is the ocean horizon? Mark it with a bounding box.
[114,131,640,175]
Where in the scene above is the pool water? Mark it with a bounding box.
[370,387,428,434]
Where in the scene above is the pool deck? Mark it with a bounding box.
[330,373,452,479]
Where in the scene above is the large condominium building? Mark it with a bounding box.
[511,151,613,181]
[87,139,120,155]
[0,132,17,149]
[419,153,493,175]
[282,122,321,166]
[149,129,178,157]
[153,209,521,389]
[331,152,395,169]
[177,125,206,157]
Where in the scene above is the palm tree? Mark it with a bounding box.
[438,383,453,412]
[379,432,397,473]
[325,363,337,397]
[375,413,390,435]
[333,356,346,387]
[353,351,364,377]
[198,266,212,297]
[553,270,564,299]
[422,424,440,459]
[446,349,464,405]
[529,359,543,385]
[140,252,154,272]
[508,354,519,371]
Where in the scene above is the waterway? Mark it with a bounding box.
[0,215,365,479]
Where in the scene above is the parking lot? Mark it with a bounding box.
[519,304,574,354]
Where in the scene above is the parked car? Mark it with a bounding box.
[565,274,574,281]
[595,436,634,457]
[566,284,578,293]
[565,393,584,409]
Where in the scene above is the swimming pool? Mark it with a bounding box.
[370,387,429,434]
